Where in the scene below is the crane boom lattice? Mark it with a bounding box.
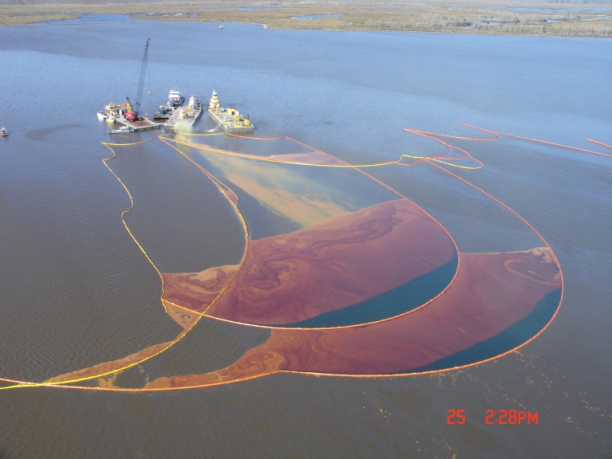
[134,38,150,116]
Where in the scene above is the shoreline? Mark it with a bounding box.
[18,18,612,40]
[1,2,611,37]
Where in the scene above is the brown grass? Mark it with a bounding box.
[0,1,610,37]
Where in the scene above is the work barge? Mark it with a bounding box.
[207,90,254,134]
[102,102,161,132]
[163,95,203,133]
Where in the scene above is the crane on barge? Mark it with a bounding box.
[125,38,150,121]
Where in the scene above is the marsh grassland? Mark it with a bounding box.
[0,1,611,37]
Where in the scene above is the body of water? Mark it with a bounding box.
[0,19,610,458]
[290,14,344,20]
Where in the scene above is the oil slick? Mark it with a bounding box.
[3,125,585,392]
[165,199,456,326]
[144,247,560,389]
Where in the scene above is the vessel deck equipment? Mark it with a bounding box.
[208,107,254,134]
[103,102,162,131]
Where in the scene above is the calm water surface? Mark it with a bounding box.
[0,19,610,458]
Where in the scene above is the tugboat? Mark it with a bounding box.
[1,127,8,137]
[168,89,185,106]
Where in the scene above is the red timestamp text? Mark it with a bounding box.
[447,409,466,424]
[447,409,538,425]
[485,409,538,425]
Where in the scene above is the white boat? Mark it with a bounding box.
[109,126,134,135]
[96,112,107,121]
[219,24,224,29]
[0,127,8,137]
[168,89,185,106]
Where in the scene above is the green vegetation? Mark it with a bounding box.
[1,1,611,37]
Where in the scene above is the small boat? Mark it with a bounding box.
[96,112,107,121]
[1,127,8,137]
[103,103,124,123]
[168,89,185,107]
[109,126,134,135]
[219,24,224,30]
